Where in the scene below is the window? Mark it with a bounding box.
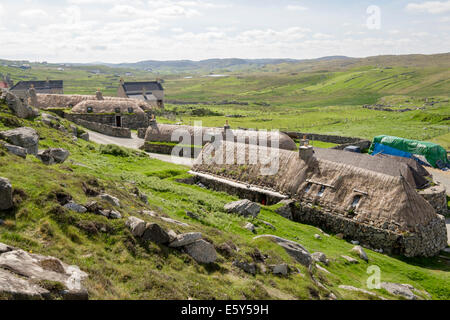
[317,186,326,197]
[352,195,362,208]
[128,107,134,113]
[115,107,121,113]
[86,106,93,113]
[304,183,312,193]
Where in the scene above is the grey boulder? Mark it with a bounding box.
[142,223,170,244]
[351,245,369,262]
[169,232,202,248]
[37,148,70,165]
[275,199,295,220]
[2,143,27,158]
[233,260,257,275]
[312,252,329,265]
[79,133,89,142]
[185,240,217,264]
[254,235,312,267]
[270,264,289,276]
[4,91,36,119]
[0,177,13,211]
[64,202,87,213]
[0,127,39,155]
[0,249,88,300]
[224,199,260,218]
[380,282,419,300]
[126,216,147,237]
[100,194,120,207]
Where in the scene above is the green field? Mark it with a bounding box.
[0,102,449,300]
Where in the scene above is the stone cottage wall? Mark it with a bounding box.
[64,113,148,130]
[189,171,447,257]
[143,142,203,158]
[288,201,447,257]
[70,118,131,138]
[419,185,448,215]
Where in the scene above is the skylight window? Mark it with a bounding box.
[304,183,312,193]
[352,195,362,208]
[318,186,326,197]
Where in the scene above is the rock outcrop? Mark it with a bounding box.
[100,194,121,207]
[224,199,260,218]
[0,177,13,211]
[254,235,312,267]
[351,246,369,262]
[37,148,70,165]
[3,91,38,119]
[169,232,202,248]
[184,240,217,264]
[0,244,88,300]
[0,127,39,155]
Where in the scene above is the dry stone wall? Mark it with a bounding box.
[69,118,131,138]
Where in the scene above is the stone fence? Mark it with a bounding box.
[284,131,371,151]
[68,118,131,138]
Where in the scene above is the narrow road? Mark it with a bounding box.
[86,130,194,167]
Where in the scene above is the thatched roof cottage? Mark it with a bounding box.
[190,141,447,257]
[143,121,298,152]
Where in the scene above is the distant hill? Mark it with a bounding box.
[92,57,353,73]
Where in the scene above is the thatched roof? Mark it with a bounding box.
[34,94,154,111]
[71,100,145,114]
[313,148,430,189]
[144,123,297,150]
[192,141,437,232]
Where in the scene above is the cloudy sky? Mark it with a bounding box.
[0,0,449,63]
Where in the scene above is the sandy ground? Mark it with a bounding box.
[86,130,194,167]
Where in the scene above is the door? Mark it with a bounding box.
[115,116,122,127]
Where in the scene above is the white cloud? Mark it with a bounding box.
[406,1,450,14]
[313,33,333,39]
[286,5,308,11]
[20,9,48,18]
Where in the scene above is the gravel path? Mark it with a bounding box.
[87,130,194,167]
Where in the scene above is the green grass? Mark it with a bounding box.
[0,103,449,300]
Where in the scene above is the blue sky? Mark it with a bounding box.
[0,0,448,62]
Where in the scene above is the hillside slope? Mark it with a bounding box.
[0,103,449,300]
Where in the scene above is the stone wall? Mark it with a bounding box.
[143,142,203,158]
[137,128,147,139]
[70,118,131,138]
[189,171,447,257]
[288,201,447,257]
[333,140,372,151]
[285,131,371,150]
[64,113,149,130]
[192,173,285,205]
[419,185,448,215]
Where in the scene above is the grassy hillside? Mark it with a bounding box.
[0,103,449,300]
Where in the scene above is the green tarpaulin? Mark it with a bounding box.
[369,135,449,168]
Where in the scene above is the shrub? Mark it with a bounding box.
[99,144,130,157]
